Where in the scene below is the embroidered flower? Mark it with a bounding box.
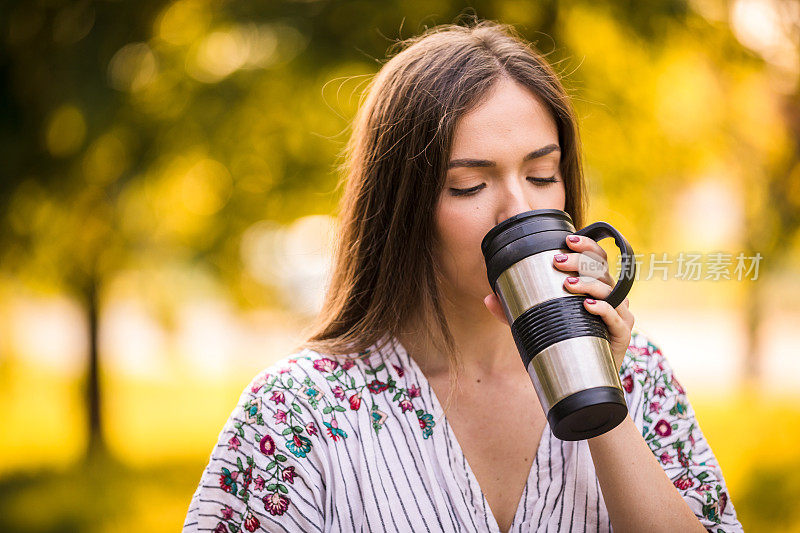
[300,384,324,405]
[695,483,712,494]
[260,434,276,455]
[219,468,238,494]
[399,399,414,413]
[349,392,362,410]
[242,465,253,491]
[243,511,260,531]
[324,418,348,441]
[332,385,346,400]
[221,505,234,520]
[371,406,388,430]
[227,435,241,451]
[282,465,297,484]
[417,410,435,439]
[313,357,338,373]
[251,373,270,394]
[393,364,405,377]
[649,401,661,413]
[678,450,690,467]
[672,400,689,419]
[674,474,694,490]
[263,492,290,516]
[654,419,672,437]
[659,452,673,465]
[214,522,227,533]
[622,375,634,393]
[628,346,649,356]
[287,434,314,457]
[671,376,685,395]
[244,397,261,423]
[341,358,355,371]
[306,422,318,436]
[653,385,666,397]
[270,390,285,404]
[367,379,389,394]
[254,475,266,491]
[408,384,421,398]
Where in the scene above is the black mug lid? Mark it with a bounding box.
[480,209,575,262]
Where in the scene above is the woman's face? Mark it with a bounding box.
[434,76,567,306]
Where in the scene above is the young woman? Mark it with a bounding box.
[183,20,743,532]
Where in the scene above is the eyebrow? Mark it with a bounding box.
[447,144,561,169]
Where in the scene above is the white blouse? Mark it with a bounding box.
[183,328,743,532]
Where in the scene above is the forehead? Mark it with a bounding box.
[450,78,559,158]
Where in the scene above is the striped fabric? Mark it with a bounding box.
[183,329,743,532]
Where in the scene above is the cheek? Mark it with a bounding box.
[434,200,491,276]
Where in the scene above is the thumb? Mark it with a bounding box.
[484,293,510,326]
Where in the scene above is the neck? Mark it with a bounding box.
[398,290,522,380]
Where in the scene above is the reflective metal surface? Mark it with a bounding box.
[495,250,579,322]
[525,336,622,412]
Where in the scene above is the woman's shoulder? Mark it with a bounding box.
[238,341,430,441]
[622,327,672,373]
[619,327,686,400]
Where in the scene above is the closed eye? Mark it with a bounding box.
[448,176,558,197]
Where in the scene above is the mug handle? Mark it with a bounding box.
[572,221,636,308]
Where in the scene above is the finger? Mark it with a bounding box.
[483,293,509,326]
[617,298,635,328]
[583,298,629,340]
[563,275,613,300]
[554,251,614,286]
[565,235,616,286]
[565,234,608,262]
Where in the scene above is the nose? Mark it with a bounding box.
[495,179,534,225]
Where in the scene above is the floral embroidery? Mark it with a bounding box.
[371,405,388,431]
[243,511,260,531]
[264,492,290,516]
[323,418,347,441]
[210,345,437,527]
[417,410,435,439]
[286,434,313,456]
[259,434,275,455]
[220,505,233,520]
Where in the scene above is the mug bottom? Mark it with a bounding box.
[547,386,628,441]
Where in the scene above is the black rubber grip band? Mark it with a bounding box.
[510,295,610,367]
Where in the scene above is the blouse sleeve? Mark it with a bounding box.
[622,329,744,532]
[182,362,328,533]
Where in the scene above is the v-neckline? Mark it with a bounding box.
[387,335,550,533]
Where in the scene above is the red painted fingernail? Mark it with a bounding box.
[567,235,580,243]
[567,276,579,284]
[585,298,596,304]
[554,253,568,262]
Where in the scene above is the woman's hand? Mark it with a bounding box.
[483,233,635,371]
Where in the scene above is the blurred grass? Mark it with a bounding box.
[1,357,799,531]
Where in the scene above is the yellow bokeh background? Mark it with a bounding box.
[1,0,799,531]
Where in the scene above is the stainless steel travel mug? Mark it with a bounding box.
[481,209,637,440]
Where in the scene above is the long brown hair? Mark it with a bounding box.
[297,19,587,411]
